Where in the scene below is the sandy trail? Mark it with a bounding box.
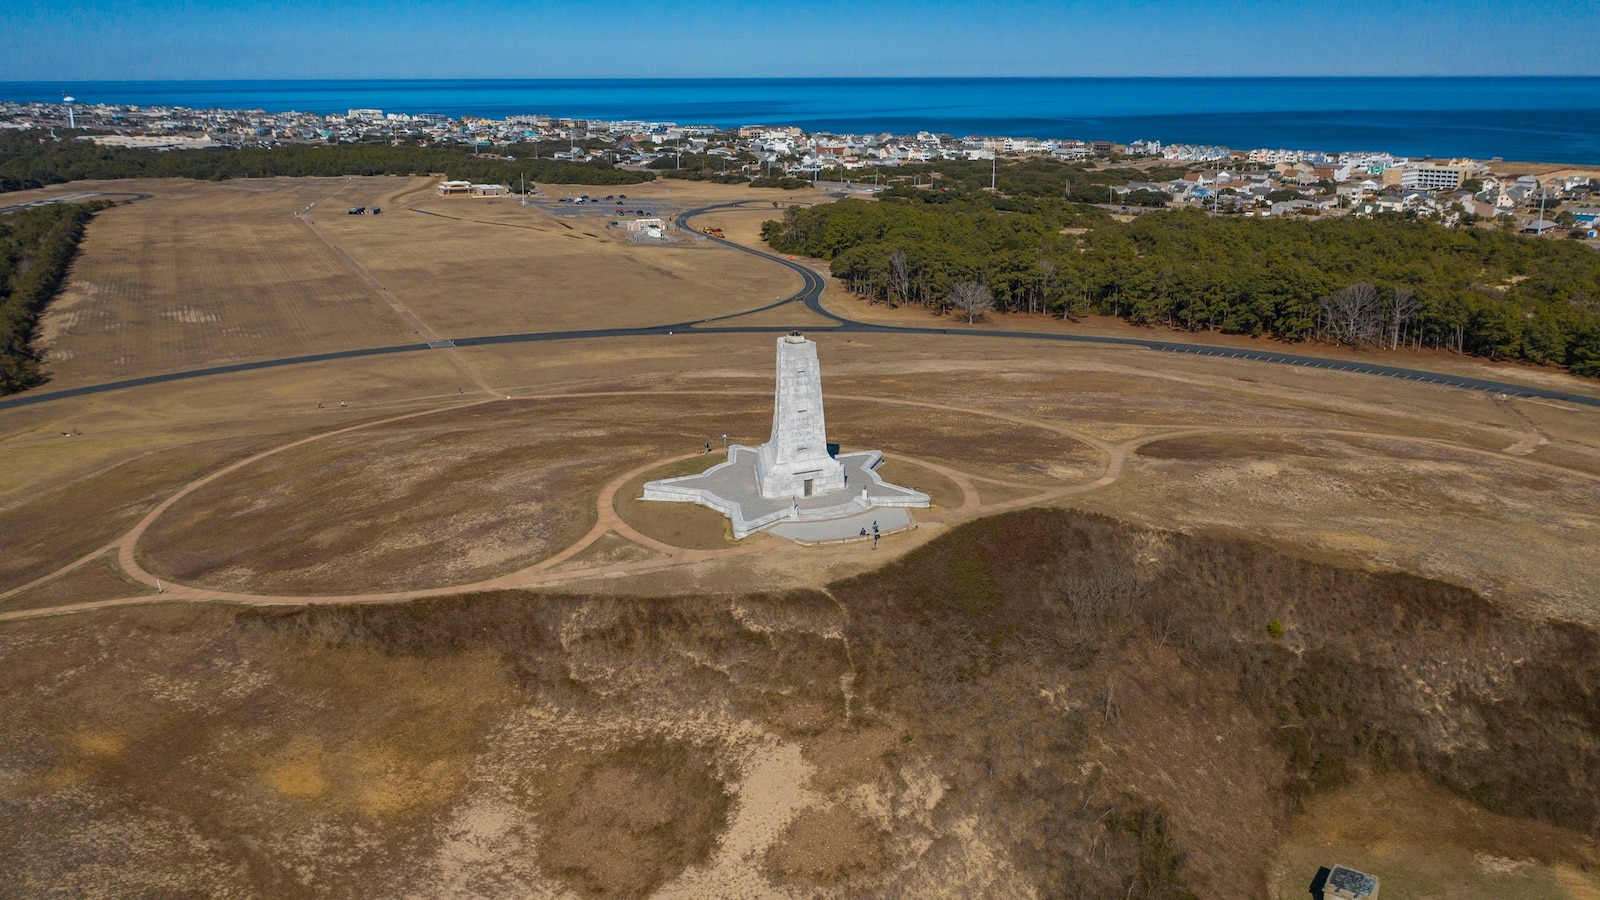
[6,387,1590,623]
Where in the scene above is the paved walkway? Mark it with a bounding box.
[770,508,912,543]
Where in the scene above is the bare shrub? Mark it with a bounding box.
[832,507,1600,894]
[949,279,993,324]
[1319,281,1382,346]
[1061,569,1145,630]
[534,739,731,898]
[886,249,909,308]
[766,803,887,883]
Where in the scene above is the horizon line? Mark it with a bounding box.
[5,74,1600,85]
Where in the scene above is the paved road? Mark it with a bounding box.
[0,191,152,214]
[672,202,846,324]
[4,199,1600,412]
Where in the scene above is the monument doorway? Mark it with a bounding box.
[803,478,814,497]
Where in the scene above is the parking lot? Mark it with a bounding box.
[525,193,681,222]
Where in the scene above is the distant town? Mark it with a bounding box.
[2,97,1596,239]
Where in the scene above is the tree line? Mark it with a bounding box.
[762,195,1600,377]
[647,153,827,190]
[0,202,109,394]
[821,157,1189,204]
[0,131,652,193]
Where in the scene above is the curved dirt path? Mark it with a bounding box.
[0,401,483,609]
[12,368,1600,621]
[5,384,1597,622]
[1498,398,1549,455]
[5,185,1593,622]
[0,391,1122,620]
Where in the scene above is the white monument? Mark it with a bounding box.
[642,332,929,540]
[756,333,846,499]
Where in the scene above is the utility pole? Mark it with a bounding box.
[991,151,997,191]
[1537,175,1546,235]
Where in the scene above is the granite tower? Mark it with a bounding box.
[756,332,846,498]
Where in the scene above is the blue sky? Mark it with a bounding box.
[3,0,1597,80]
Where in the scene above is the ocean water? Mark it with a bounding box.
[3,78,1599,164]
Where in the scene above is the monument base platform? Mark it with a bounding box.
[643,446,931,540]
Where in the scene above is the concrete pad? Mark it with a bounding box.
[643,446,929,539]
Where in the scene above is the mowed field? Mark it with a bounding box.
[35,177,422,387]
[3,176,1600,898]
[313,179,799,337]
[29,175,803,394]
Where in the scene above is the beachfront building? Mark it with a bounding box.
[1164,144,1231,162]
[1400,164,1469,192]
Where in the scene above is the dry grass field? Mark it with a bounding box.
[1097,429,1600,622]
[614,454,752,550]
[1272,774,1600,899]
[313,183,798,337]
[139,394,771,593]
[35,177,421,387]
[3,176,1600,898]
